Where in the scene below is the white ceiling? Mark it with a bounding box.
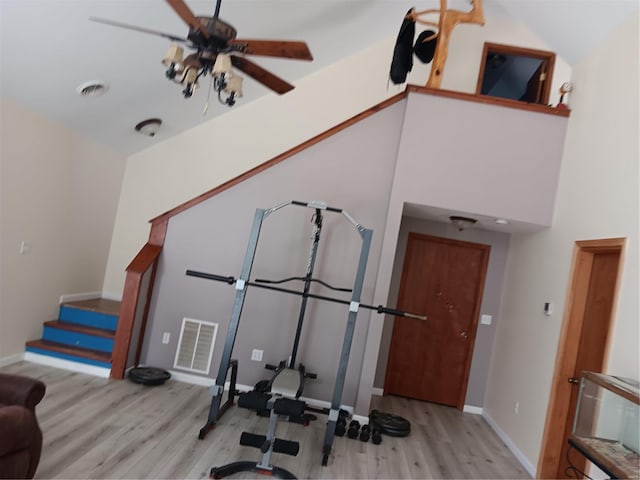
[1,0,637,156]
[403,202,546,234]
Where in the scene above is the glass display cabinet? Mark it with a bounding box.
[569,371,639,479]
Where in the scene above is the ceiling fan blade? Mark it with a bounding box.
[228,40,313,61]
[89,17,189,43]
[231,56,294,95]
[165,0,209,38]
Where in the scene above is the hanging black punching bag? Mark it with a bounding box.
[389,9,416,84]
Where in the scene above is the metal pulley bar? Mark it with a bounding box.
[185,269,426,320]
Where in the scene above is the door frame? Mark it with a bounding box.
[536,238,626,478]
[384,233,490,410]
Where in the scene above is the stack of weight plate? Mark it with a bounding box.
[369,409,411,437]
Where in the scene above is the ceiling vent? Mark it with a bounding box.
[76,81,109,97]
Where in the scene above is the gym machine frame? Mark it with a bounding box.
[187,200,424,467]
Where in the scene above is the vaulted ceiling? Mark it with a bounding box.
[1,0,637,155]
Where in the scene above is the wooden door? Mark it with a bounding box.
[384,233,490,409]
[523,61,547,103]
[537,239,625,479]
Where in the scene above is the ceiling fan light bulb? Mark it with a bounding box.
[162,44,184,66]
[212,54,232,76]
[225,75,243,97]
[182,66,199,86]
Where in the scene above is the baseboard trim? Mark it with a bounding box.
[168,369,253,391]
[101,291,123,302]
[0,353,25,368]
[463,405,483,415]
[59,291,102,304]
[24,352,111,378]
[482,411,536,478]
[169,370,357,418]
[60,291,123,303]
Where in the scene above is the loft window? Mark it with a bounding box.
[476,42,556,105]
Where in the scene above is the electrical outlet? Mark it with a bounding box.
[251,349,263,362]
[514,401,520,415]
[162,332,170,344]
[480,314,492,325]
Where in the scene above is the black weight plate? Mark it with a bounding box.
[128,367,171,385]
[369,410,411,437]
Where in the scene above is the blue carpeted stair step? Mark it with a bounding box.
[42,320,115,353]
[26,339,112,369]
[58,298,120,331]
[25,298,120,370]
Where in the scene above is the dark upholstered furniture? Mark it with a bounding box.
[0,373,46,479]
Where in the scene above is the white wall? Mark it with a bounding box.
[483,14,639,472]
[0,97,126,360]
[102,14,571,297]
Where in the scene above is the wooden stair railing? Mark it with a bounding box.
[110,241,163,379]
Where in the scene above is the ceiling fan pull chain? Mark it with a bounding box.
[203,76,215,115]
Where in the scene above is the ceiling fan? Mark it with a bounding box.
[90,0,313,106]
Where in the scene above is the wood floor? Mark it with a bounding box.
[1,362,529,479]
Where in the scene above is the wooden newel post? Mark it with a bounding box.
[410,0,484,89]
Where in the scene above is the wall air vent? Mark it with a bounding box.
[173,318,218,374]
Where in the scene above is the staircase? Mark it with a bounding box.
[26,298,120,375]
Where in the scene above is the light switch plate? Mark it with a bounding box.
[251,349,263,362]
[480,314,492,325]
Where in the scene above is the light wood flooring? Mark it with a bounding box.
[1,362,530,479]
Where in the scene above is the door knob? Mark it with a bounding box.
[568,377,580,384]
[460,331,468,339]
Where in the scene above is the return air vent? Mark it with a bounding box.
[173,318,218,374]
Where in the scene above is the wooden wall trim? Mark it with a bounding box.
[149,85,568,229]
[126,244,162,272]
[148,219,168,246]
[407,85,571,117]
[133,257,160,367]
[150,91,407,227]
[111,243,163,379]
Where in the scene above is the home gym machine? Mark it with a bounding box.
[187,200,425,477]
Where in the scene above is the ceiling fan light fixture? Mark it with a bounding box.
[180,66,200,98]
[182,66,199,85]
[449,215,478,232]
[212,54,232,77]
[225,75,243,97]
[162,44,184,66]
[134,118,162,137]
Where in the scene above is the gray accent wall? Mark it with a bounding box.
[141,101,408,406]
[374,216,511,408]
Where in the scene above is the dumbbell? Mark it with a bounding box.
[347,420,360,439]
[335,416,347,437]
[372,428,382,445]
[359,424,371,442]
